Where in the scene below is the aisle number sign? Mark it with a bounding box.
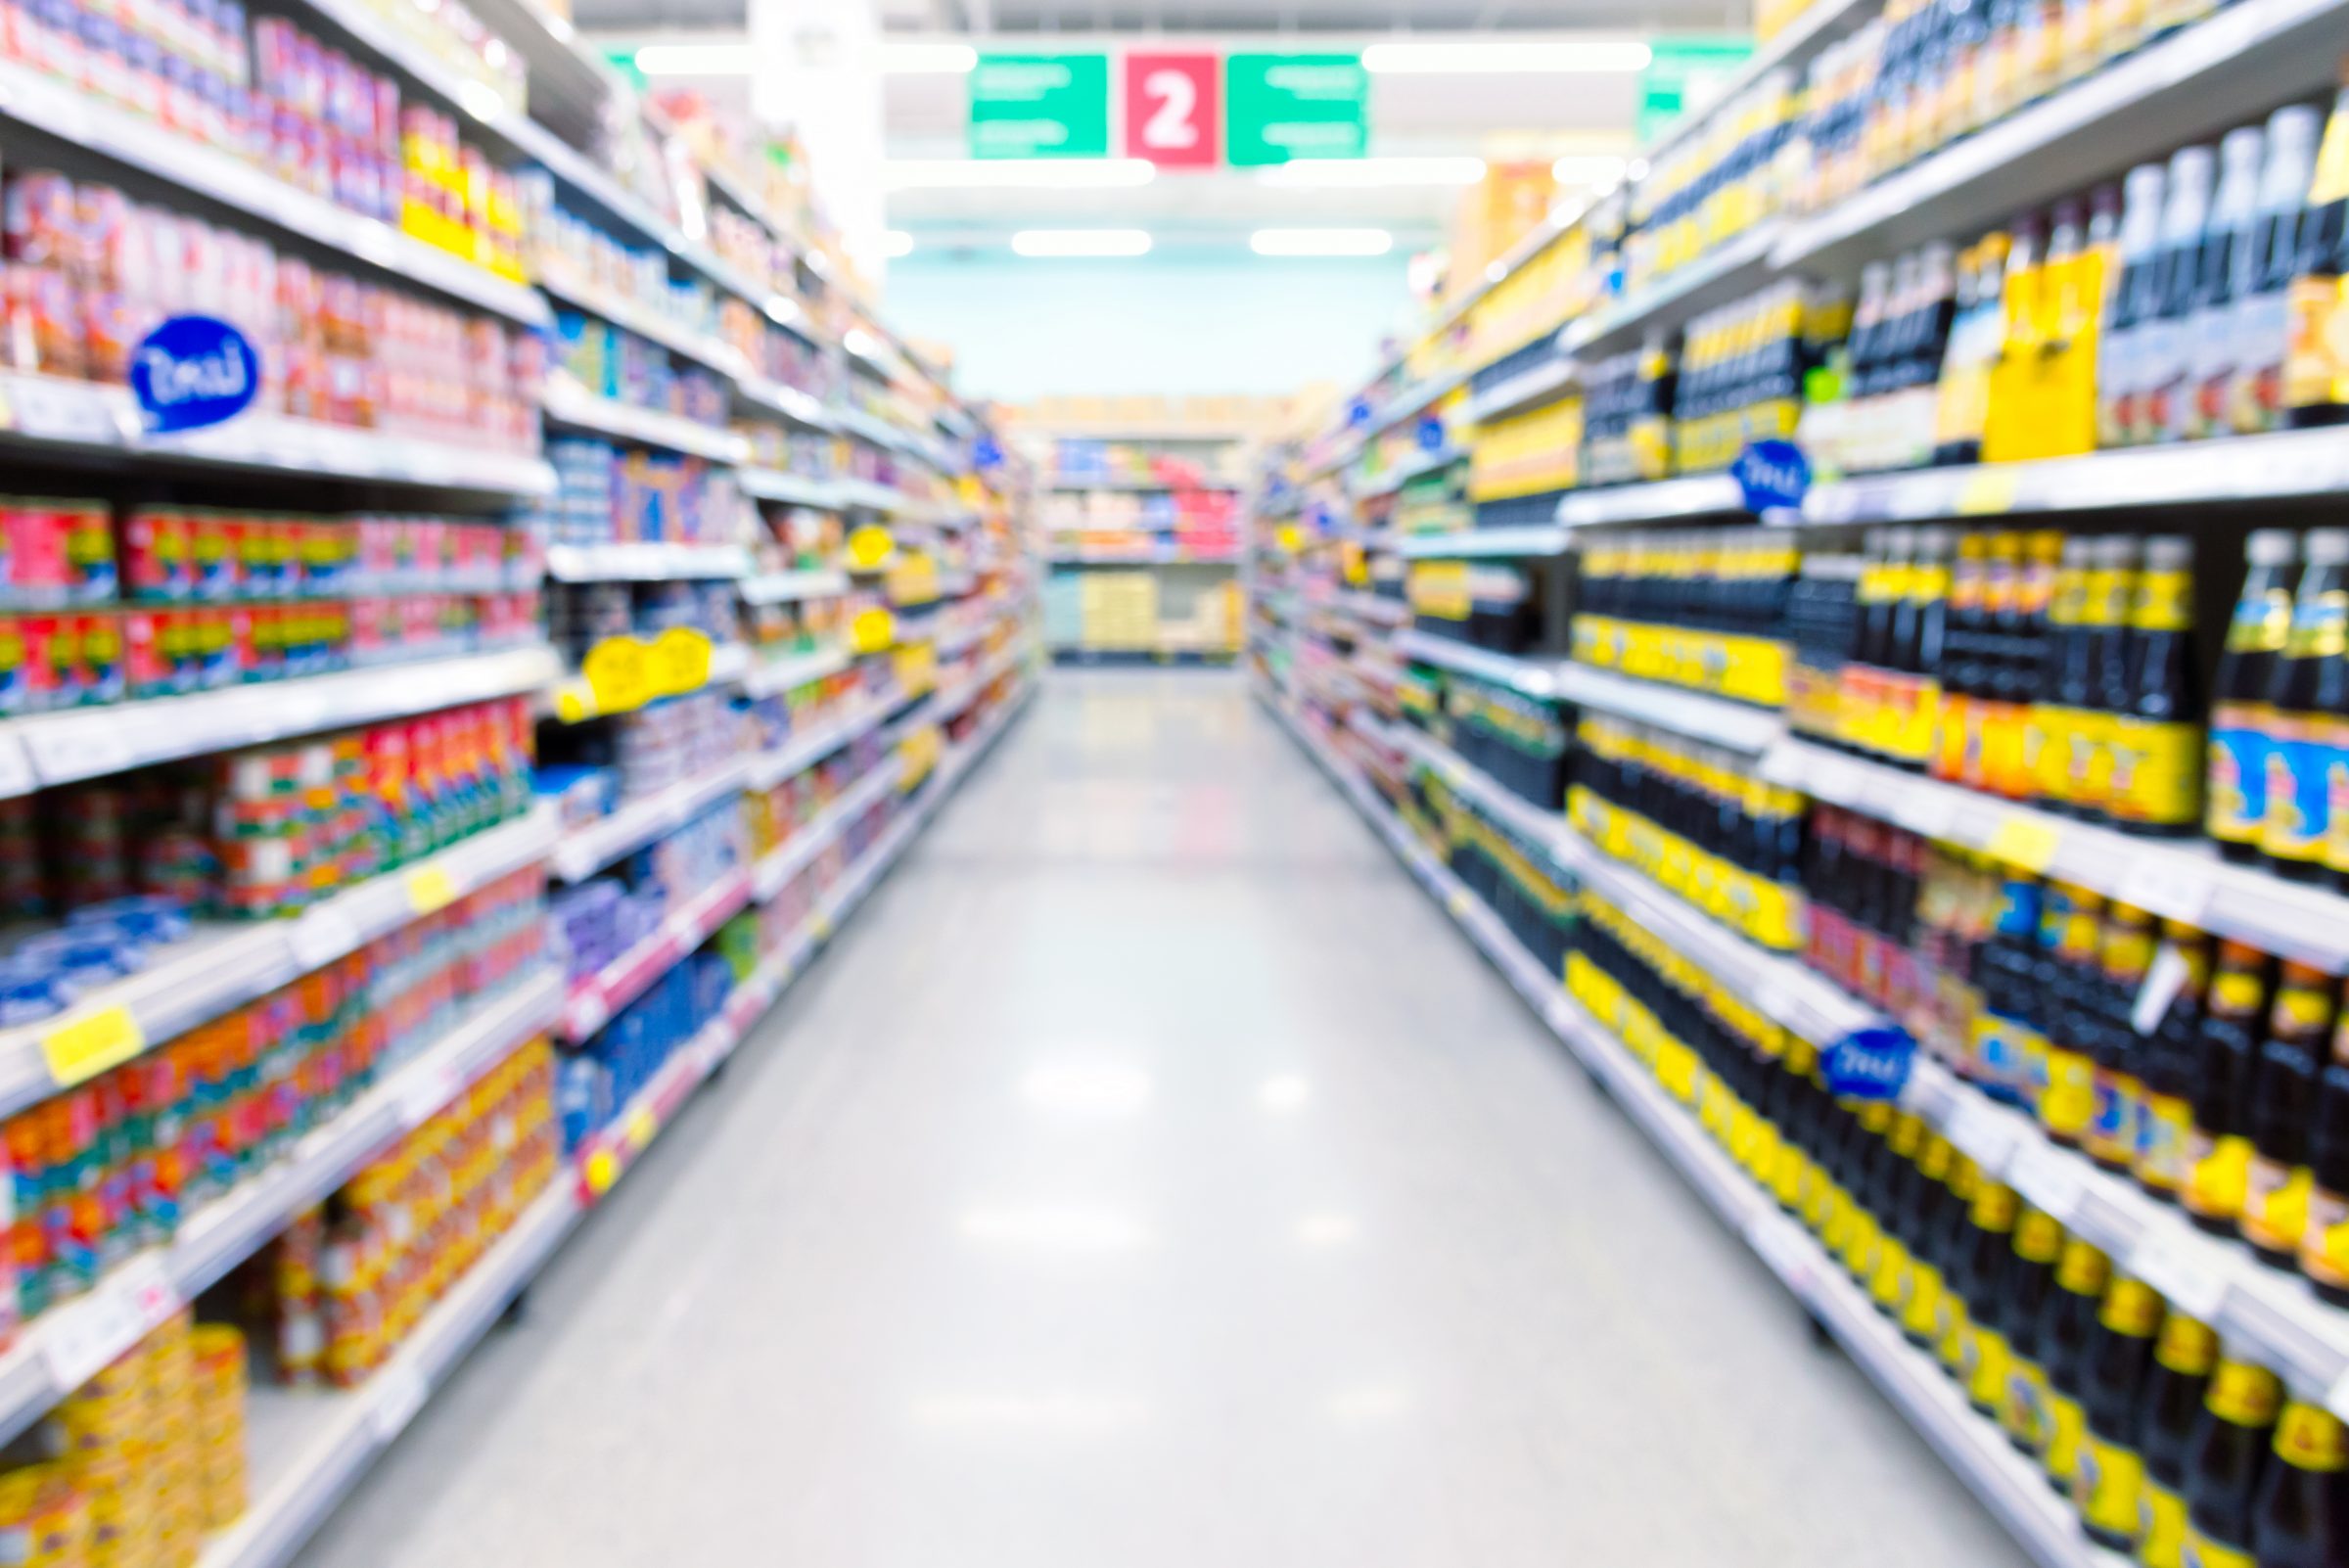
[1635,36,1756,143]
[969,50,1365,166]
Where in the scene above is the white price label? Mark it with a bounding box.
[1893,789,1958,841]
[1756,742,1809,789]
[2115,858,2213,925]
[397,1061,465,1130]
[42,1256,178,1394]
[1946,1095,2020,1173]
[289,906,362,973]
[2133,945,2193,1037]
[23,722,132,784]
[368,1363,429,1442]
[2007,1141,2089,1223]
[2127,1226,2229,1320]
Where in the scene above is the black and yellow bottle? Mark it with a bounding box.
[2139,921,2213,1204]
[1868,1112,1927,1315]
[1959,1176,2024,1414]
[2086,901,2156,1173]
[2241,961,2334,1270]
[1899,1133,1958,1348]
[2039,1235,2111,1496]
[2031,536,2096,810]
[2074,1274,2167,1547]
[2188,943,2276,1234]
[1935,1155,1986,1375]
[2140,1311,2223,1566]
[2252,1398,2347,1565]
[2041,885,2108,1146]
[2110,535,2204,837]
[2000,1205,2067,1455]
[2181,1355,2285,1568]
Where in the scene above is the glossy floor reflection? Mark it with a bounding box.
[295,671,2030,1568]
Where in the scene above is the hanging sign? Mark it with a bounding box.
[1732,438,1811,516]
[1821,1024,1918,1103]
[1225,54,1367,165]
[969,53,1111,159]
[1123,51,1220,168]
[130,315,259,433]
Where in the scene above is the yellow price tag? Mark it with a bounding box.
[1276,524,1304,554]
[41,1004,144,1087]
[850,606,898,655]
[407,864,459,915]
[895,643,938,695]
[1987,812,2061,873]
[1956,468,2019,516]
[582,634,654,716]
[847,524,897,572]
[582,1148,619,1196]
[647,626,714,697]
[624,1107,658,1151]
[554,685,590,724]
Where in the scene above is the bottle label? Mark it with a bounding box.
[1868,1236,1911,1312]
[1963,1323,2011,1412]
[2207,1359,2283,1426]
[2138,1482,2189,1568]
[2188,306,2235,440]
[2261,711,2332,865]
[2240,1155,2315,1256]
[2138,319,2186,441]
[2029,705,2078,807]
[1936,1291,1971,1373]
[2042,1045,2096,1139]
[2299,1184,2349,1287]
[2045,1389,2088,1486]
[2205,702,2275,845]
[2135,1091,2193,1195]
[2229,290,2288,435]
[2322,719,2349,875]
[2068,710,2117,811]
[1900,1261,1943,1343]
[2086,1067,2142,1165]
[2109,717,2201,828]
[2182,1532,2257,1568]
[2283,275,2339,413]
[2184,1130,2253,1222]
[2277,1402,2349,1470]
[2073,1433,2145,1538]
[2005,1359,2052,1451]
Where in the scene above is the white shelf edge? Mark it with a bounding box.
[550,758,755,883]
[740,568,852,604]
[540,376,749,463]
[1555,474,1750,528]
[1561,224,1783,357]
[536,271,750,378]
[1390,631,1556,699]
[543,543,751,582]
[1396,526,1574,559]
[738,644,852,698]
[1551,663,1787,755]
[740,468,847,509]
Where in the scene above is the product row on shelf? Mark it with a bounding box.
[1249,0,2349,1555]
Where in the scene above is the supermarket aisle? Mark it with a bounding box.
[298,672,2028,1568]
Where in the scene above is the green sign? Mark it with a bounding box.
[969,53,1111,159]
[1636,36,1755,144]
[1225,53,1366,166]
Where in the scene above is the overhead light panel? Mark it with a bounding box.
[1257,157,1486,189]
[882,40,977,73]
[887,159,1156,191]
[1550,155,1631,184]
[1361,39,1654,73]
[1251,228,1394,257]
[633,42,749,75]
[1011,229,1152,257]
[881,230,915,258]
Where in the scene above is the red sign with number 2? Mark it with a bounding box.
[1123,52,1218,168]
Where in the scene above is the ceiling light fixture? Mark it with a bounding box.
[632,42,749,75]
[887,159,1157,191]
[1256,157,1486,189]
[882,40,978,73]
[881,230,915,258]
[1361,38,1654,73]
[1251,228,1394,257]
[1010,228,1152,257]
[1550,155,1631,185]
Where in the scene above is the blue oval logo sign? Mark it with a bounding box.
[1732,438,1811,515]
[1822,1023,1917,1102]
[131,315,259,434]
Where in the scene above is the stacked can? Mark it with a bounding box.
[45,1310,215,1568]
[190,1326,246,1533]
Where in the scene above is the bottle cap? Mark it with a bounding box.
[2246,528,2298,566]
[2306,528,2349,566]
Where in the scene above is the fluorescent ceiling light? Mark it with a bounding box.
[883,40,977,72]
[881,230,915,258]
[1362,39,1654,73]
[1252,228,1394,257]
[1011,229,1152,257]
[1551,155,1630,184]
[1257,157,1486,189]
[633,42,747,74]
[886,159,1156,191]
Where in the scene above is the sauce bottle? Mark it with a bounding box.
[2001,1204,2066,1454]
[1900,1131,1958,1347]
[1934,1154,1985,1375]
[2033,536,2096,811]
[2139,1311,2222,1568]
[2039,1235,2110,1495]
[2262,530,2349,880]
[1937,530,1992,785]
[2301,978,2349,1301]
[2234,107,2322,436]
[2042,885,2107,1144]
[2240,961,2333,1268]
[2074,1273,2167,1547]
[2102,163,2168,448]
[2253,1399,2348,1566]
[2142,146,2215,444]
[2208,530,2299,862]
[2182,1356,2284,1568]
[2188,942,2276,1234]
[2191,127,2267,440]
[2110,534,2203,837]
[2282,64,2349,430]
[2077,534,2140,821]
[1901,527,1954,770]
[2087,901,2155,1172]
[2139,922,2214,1204]
[1958,1175,2023,1413]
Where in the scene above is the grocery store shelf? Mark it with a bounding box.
[540,376,750,462]
[1551,662,1786,755]
[1554,474,1749,528]
[1045,547,1242,566]
[1762,734,2349,973]
[1773,0,2349,271]
[535,272,750,379]
[0,806,558,1122]
[935,640,1026,720]
[0,645,561,797]
[1047,476,1245,492]
[744,700,890,792]
[1326,591,1410,625]
[1260,686,2135,1568]
[550,761,755,883]
[749,762,900,901]
[0,968,559,1452]
[738,644,852,698]
[735,377,836,432]
[1391,631,1556,699]
[1048,646,1238,667]
[1397,526,1574,558]
[1562,223,1782,358]
[0,59,550,329]
[1640,0,1878,162]
[558,863,754,1041]
[831,476,919,513]
[739,467,846,508]
[543,542,752,581]
[740,568,852,604]
[935,616,992,659]
[1460,351,1579,427]
[1352,446,1462,499]
[1803,427,2349,524]
[195,1178,580,1568]
[0,372,558,494]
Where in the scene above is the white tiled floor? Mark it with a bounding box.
[294,672,2030,1568]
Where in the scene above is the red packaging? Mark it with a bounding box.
[122,507,191,601]
[398,593,437,654]
[347,594,390,664]
[76,610,121,706]
[17,612,74,711]
[120,607,172,698]
[0,500,68,607]
[0,615,27,716]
